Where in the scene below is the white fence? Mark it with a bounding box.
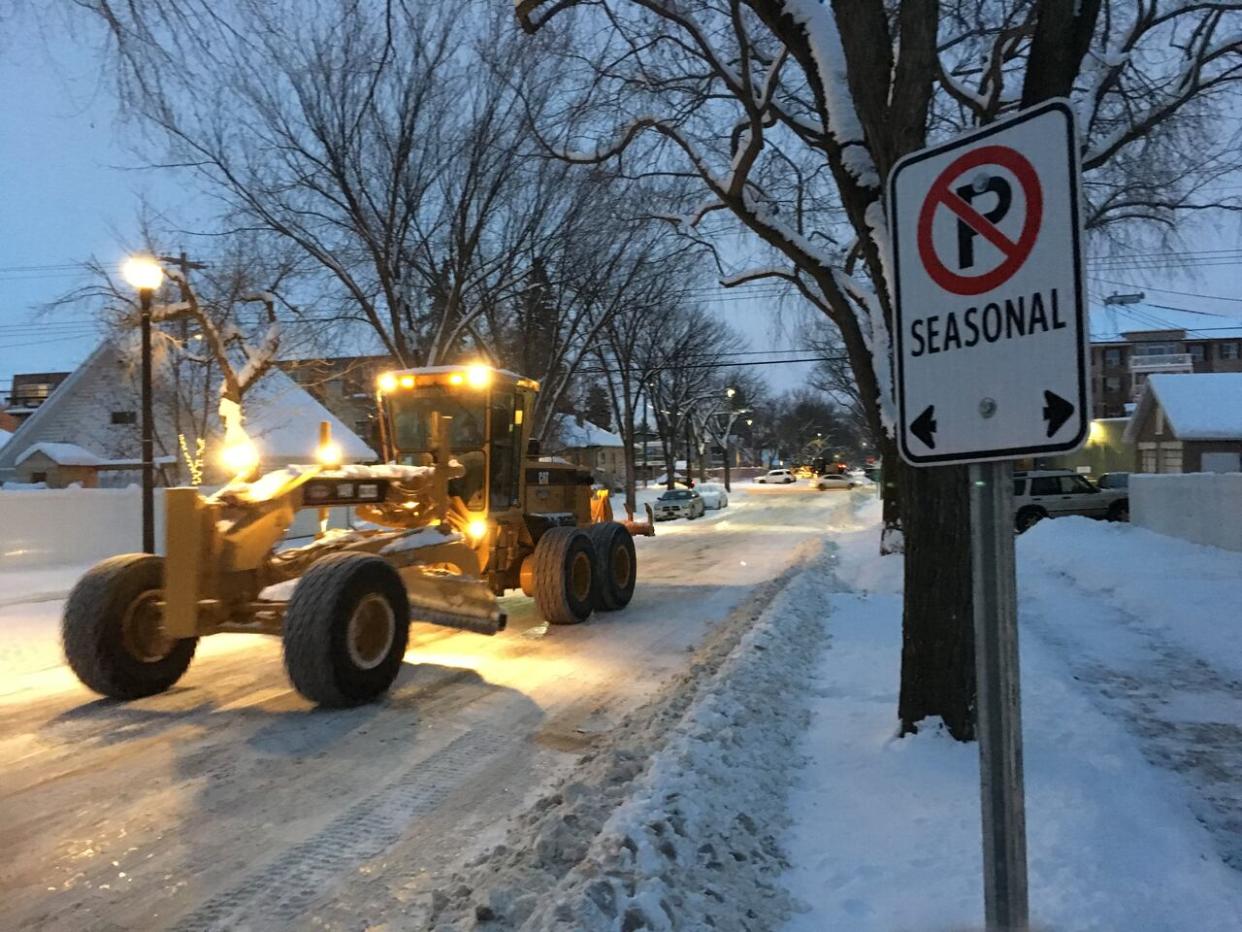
[0,486,167,569]
[0,486,357,571]
[1131,473,1242,552]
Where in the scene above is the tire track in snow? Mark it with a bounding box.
[171,725,508,931]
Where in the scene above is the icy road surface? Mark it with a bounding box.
[0,483,852,931]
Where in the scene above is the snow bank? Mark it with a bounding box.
[1131,471,1242,552]
[426,540,829,930]
[783,514,1242,931]
[1020,516,1242,681]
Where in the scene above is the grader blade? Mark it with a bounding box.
[403,569,507,635]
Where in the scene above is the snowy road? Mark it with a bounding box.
[0,484,852,931]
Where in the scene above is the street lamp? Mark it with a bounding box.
[122,255,164,554]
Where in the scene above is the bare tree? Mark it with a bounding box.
[48,231,309,483]
[519,0,1242,739]
[72,0,665,416]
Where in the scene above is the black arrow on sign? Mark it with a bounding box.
[910,405,937,449]
[1042,390,1074,438]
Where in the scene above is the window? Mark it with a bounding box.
[488,393,520,511]
[110,411,137,425]
[1189,344,1206,362]
[1133,343,1172,356]
[1104,376,1121,393]
[1013,478,1027,496]
[1104,348,1121,368]
[30,471,47,484]
[1220,342,1240,360]
[1141,449,1157,472]
[1029,477,1060,496]
[1062,475,1097,494]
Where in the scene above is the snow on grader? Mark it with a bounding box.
[62,365,654,706]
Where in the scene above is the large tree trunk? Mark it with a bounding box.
[896,459,976,740]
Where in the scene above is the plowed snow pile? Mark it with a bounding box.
[424,539,832,931]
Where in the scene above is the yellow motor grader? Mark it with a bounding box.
[61,364,653,706]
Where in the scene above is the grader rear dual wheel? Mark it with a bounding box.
[532,523,636,625]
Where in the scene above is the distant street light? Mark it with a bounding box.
[716,389,752,493]
[122,255,164,554]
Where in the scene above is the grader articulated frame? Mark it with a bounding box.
[61,364,654,707]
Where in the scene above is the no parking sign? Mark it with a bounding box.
[889,100,1089,466]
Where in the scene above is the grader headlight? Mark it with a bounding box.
[378,372,398,393]
[220,438,260,478]
[467,519,489,541]
[466,364,492,388]
[315,440,343,467]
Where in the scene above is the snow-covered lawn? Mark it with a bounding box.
[783,505,1242,931]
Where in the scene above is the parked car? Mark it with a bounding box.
[1012,470,1129,532]
[756,468,796,484]
[654,488,707,520]
[1096,472,1130,491]
[815,474,858,491]
[696,482,729,509]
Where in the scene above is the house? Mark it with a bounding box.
[5,370,71,423]
[1040,416,1133,477]
[1090,295,1242,418]
[547,414,626,487]
[4,370,71,424]
[0,341,375,487]
[1123,373,1242,474]
[13,442,177,488]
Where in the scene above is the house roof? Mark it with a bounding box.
[551,414,625,449]
[242,368,376,461]
[0,428,10,450]
[1091,301,1242,343]
[15,442,105,467]
[0,341,375,472]
[1124,373,1242,443]
[13,442,177,468]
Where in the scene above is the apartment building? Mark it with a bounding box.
[1090,295,1242,418]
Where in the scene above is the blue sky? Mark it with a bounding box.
[1,10,1239,405]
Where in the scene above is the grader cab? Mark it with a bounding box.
[62,364,653,707]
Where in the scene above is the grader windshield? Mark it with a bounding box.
[387,388,488,510]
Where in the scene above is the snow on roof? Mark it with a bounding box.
[244,368,377,461]
[1125,373,1242,443]
[1091,301,1242,343]
[551,414,625,449]
[0,429,10,450]
[15,442,105,467]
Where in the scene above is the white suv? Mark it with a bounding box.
[1013,470,1129,533]
[756,469,796,484]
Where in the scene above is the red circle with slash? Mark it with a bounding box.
[917,144,1043,296]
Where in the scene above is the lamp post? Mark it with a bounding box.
[122,256,165,554]
[716,389,751,493]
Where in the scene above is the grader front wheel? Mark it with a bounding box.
[532,527,596,625]
[62,554,198,700]
[282,553,410,707]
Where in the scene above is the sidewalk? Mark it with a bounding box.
[780,505,1242,931]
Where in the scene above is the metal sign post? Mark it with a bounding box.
[970,459,1028,930]
[889,101,1091,931]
